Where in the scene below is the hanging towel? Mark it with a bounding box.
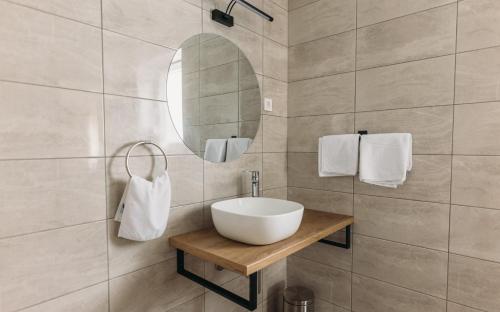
[204,139,227,163]
[114,171,171,241]
[226,138,252,162]
[359,133,412,188]
[318,134,360,177]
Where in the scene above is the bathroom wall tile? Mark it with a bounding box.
[20,283,108,312]
[455,46,500,104]
[447,302,483,312]
[287,187,353,215]
[352,274,446,312]
[448,254,500,311]
[458,0,500,52]
[263,77,287,117]
[288,153,354,193]
[166,296,204,312]
[263,115,287,152]
[103,0,201,48]
[263,295,283,312]
[109,257,204,312]
[289,0,355,46]
[357,4,456,69]
[289,30,356,81]
[263,258,287,300]
[353,235,448,298]
[107,155,203,217]
[288,113,354,152]
[108,203,204,278]
[262,187,287,200]
[0,2,102,91]
[452,156,500,209]
[271,0,288,11]
[263,39,288,81]
[354,195,450,251]
[354,155,452,203]
[263,1,288,46]
[0,222,108,311]
[200,92,239,124]
[204,259,240,285]
[204,276,263,312]
[103,31,175,101]
[241,118,263,154]
[289,0,317,11]
[0,158,105,238]
[288,72,355,117]
[454,102,500,155]
[203,0,264,35]
[263,153,287,189]
[288,256,351,309]
[450,205,500,262]
[0,82,104,159]
[200,62,239,97]
[356,55,455,111]
[239,88,261,121]
[182,71,200,100]
[355,106,453,154]
[357,0,456,27]
[200,36,238,70]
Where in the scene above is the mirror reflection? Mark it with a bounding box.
[167,33,261,163]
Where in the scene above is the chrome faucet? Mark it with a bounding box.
[249,170,260,197]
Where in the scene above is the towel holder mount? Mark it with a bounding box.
[125,141,168,177]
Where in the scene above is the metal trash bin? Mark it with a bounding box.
[283,286,314,312]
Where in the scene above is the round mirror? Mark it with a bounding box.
[167,33,261,163]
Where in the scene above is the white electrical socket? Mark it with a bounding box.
[264,97,273,112]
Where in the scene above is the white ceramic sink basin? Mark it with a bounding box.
[211,197,304,245]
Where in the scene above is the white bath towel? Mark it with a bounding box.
[318,134,360,177]
[226,138,252,162]
[204,139,227,163]
[359,133,412,188]
[114,171,171,241]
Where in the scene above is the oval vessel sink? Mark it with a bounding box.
[211,197,304,245]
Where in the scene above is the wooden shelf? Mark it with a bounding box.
[169,209,353,276]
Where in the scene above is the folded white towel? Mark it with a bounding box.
[226,138,252,162]
[114,171,171,241]
[204,139,227,163]
[318,134,360,177]
[359,133,412,188]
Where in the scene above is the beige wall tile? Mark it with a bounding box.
[0,159,105,238]
[287,187,353,215]
[167,296,204,312]
[450,205,500,262]
[264,1,288,46]
[0,2,102,91]
[452,156,500,209]
[239,88,261,121]
[199,36,238,70]
[355,106,453,154]
[289,0,355,46]
[354,155,452,203]
[0,222,108,311]
[103,0,201,48]
[354,195,450,251]
[204,276,263,311]
[447,302,483,312]
[263,115,287,152]
[271,0,288,11]
[289,0,317,11]
[263,77,287,117]
[289,30,356,81]
[289,72,355,117]
[357,4,456,69]
[356,55,455,111]
[0,82,104,159]
[263,39,288,81]
[262,187,287,199]
[458,0,500,52]
[263,153,287,189]
[288,113,354,152]
[454,102,500,155]
[353,235,448,298]
[455,46,500,104]
[203,0,264,35]
[263,258,286,300]
[200,62,239,97]
[352,274,446,312]
[448,254,500,311]
[200,92,239,124]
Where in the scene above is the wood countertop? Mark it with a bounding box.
[169,209,353,276]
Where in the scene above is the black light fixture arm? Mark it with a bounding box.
[212,0,273,27]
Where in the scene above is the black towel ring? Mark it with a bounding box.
[125,141,168,177]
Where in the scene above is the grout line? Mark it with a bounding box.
[355,52,456,72]
[353,232,448,254]
[287,0,322,12]
[289,28,356,48]
[351,1,358,308]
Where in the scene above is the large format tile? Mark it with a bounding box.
[289,0,355,46]
[0,158,105,238]
[355,106,453,155]
[103,0,201,48]
[262,77,287,117]
[289,30,356,81]
[447,302,483,312]
[288,72,355,117]
[357,4,456,69]
[263,39,288,82]
[356,55,455,111]
[263,1,288,46]
[200,62,239,97]
[452,156,500,209]
[453,102,500,155]
[289,0,317,11]
[263,115,287,152]
[352,275,446,312]
[458,0,500,52]
[263,153,287,189]
[0,2,102,91]
[287,187,353,215]
[0,82,104,159]
[166,296,204,312]
[354,195,449,251]
[448,254,500,311]
[0,222,108,311]
[204,276,263,312]
[353,235,448,298]
[203,0,264,35]
[262,259,287,300]
[200,92,239,124]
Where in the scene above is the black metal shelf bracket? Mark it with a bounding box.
[176,249,258,311]
[319,225,351,249]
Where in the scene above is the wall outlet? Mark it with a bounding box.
[264,98,273,112]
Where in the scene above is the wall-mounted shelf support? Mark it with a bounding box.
[176,249,258,311]
[319,224,351,249]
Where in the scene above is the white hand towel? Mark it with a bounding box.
[359,133,412,188]
[226,138,252,162]
[204,139,227,163]
[114,171,171,241]
[318,134,360,177]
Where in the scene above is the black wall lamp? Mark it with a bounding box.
[212,0,273,27]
